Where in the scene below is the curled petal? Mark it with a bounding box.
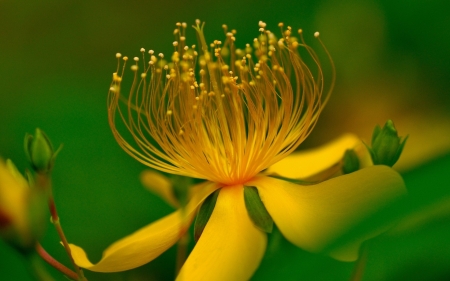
[177,185,267,281]
[140,170,179,208]
[249,165,406,261]
[267,134,371,179]
[69,181,219,272]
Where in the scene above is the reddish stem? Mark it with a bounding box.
[0,210,11,228]
[350,245,368,281]
[38,173,87,281]
[35,243,78,281]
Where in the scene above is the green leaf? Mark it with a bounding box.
[193,189,220,242]
[342,149,360,174]
[244,186,273,233]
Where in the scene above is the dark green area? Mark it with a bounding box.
[244,186,273,233]
[193,189,219,242]
[1,0,449,280]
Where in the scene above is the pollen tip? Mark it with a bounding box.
[314,31,320,38]
[116,53,122,58]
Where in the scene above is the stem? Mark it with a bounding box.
[37,173,87,281]
[175,231,190,274]
[27,251,56,281]
[350,244,368,281]
[36,243,79,281]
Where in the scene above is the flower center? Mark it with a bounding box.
[108,20,333,185]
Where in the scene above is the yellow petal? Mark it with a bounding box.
[140,170,179,208]
[0,160,28,235]
[249,165,406,261]
[177,185,267,281]
[267,134,371,179]
[70,181,219,272]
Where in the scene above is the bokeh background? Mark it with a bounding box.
[1,0,450,280]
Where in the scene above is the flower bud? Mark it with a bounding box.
[0,159,48,252]
[24,128,61,174]
[342,149,360,174]
[368,120,408,167]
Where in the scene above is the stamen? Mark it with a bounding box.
[108,20,334,184]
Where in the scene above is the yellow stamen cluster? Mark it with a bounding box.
[108,20,334,185]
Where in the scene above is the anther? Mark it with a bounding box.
[314,31,320,38]
[134,57,139,62]
[148,50,154,55]
[173,41,179,46]
[140,48,145,53]
[116,53,122,58]
[166,110,173,115]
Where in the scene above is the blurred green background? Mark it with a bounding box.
[1,0,449,280]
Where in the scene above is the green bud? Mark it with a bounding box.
[244,186,273,233]
[194,189,219,242]
[24,128,61,174]
[368,120,408,167]
[342,149,360,174]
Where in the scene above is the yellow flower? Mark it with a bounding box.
[0,159,48,251]
[69,21,406,280]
